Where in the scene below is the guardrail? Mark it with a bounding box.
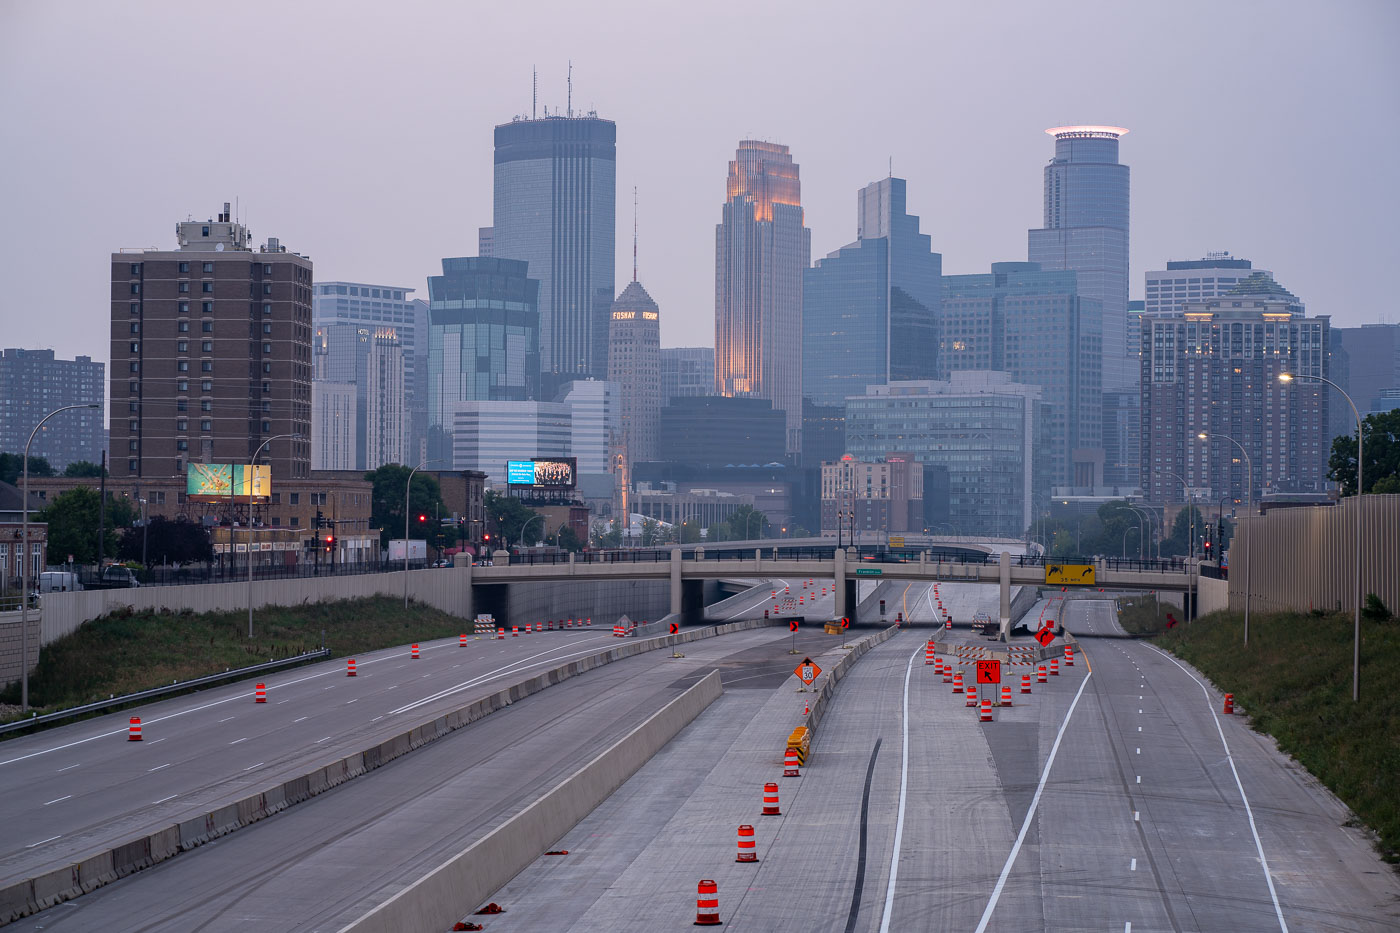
[0,648,331,737]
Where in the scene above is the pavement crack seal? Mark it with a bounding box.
[974,653,1094,933]
[878,640,920,933]
[0,618,778,927]
[844,737,883,933]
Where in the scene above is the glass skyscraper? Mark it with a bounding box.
[715,140,811,457]
[426,257,540,461]
[1028,126,1130,391]
[940,262,1102,487]
[803,177,942,408]
[492,115,616,391]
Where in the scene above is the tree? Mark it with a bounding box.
[592,524,622,548]
[118,516,213,566]
[62,460,106,478]
[1161,505,1208,558]
[1328,409,1400,496]
[34,488,136,565]
[707,521,732,543]
[679,521,703,544]
[555,525,585,553]
[639,518,663,547]
[484,489,540,547]
[727,504,770,541]
[365,465,446,548]
[0,452,54,486]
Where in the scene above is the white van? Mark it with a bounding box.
[39,571,83,593]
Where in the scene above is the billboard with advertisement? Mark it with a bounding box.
[505,458,576,489]
[186,463,273,501]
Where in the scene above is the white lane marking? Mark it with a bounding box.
[1126,924,1132,933]
[218,717,236,723]
[1130,858,1137,871]
[228,737,248,745]
[1138,726,1142,732]
[1136,747,1140,754]
[147,763,171,772]
[1148,644,1290,931]
[315,736,331,743]
[26,835,62,848]
[149,737,165,744]
[56,763,80,772]
[386,684,398,690]
[1134,811,1140,822]
[975,656,1093,933]
[1136,775,1141,784]
[43,795,72,805]
[243,762,263,771]
[293,716,307,723]
[878,640,920,933]
[275,699,290,705]
[346,698,358,704]
[153,794,178,804]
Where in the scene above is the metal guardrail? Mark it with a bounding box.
[0,648,331,737]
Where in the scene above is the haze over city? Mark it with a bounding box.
[3,0,1398,364]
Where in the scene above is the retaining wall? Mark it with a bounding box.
[340,670,724,933]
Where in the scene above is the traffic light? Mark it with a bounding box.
[418,513,428,523]
[323,535,335,553]
[315,509,323,530]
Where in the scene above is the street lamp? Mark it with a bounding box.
[138,498,148,573]
[1153,468,1197,620]
[519,513,544,549]
[1280,371,1364,702]
[19,403,100,710]
[1197,432,1252,647]
[248,433,298,639]
[404,459,443,608]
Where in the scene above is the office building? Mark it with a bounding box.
[492,114,616,388]
[311,380,356,471]
[1028,125,1131,391]
[802,400,846,469]
[845,373,1048,537]
[1140,280,1330,505]
[426,257,541,462]
[447,401,571,482]
[659,396,787,467]
[1331,323,1400,437]
[804,176,941,408]
[608,282,661,465]
[1143,253,1266,315]
[0,349,105,469]
[477,227,494,258]
[939,262,1102,487]
[661,347,715,405]
[820,455,924,538]
[557,379,618,476]
[312,323,407,469]
[111,203,312,484]
[715,140,811,456]
[313,282,427,460]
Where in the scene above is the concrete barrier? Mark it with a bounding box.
[0,618,774,925]
[338,669,724,933]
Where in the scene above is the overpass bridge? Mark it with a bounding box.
[465,548,1195,630]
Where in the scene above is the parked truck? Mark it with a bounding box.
[387,539,428,563]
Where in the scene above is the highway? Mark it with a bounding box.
[1,577,826,928]
[476,589,1400,932]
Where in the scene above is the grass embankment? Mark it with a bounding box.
[1154,607,1400,862]
[0,597,468,721]
[1115,594,1176,635]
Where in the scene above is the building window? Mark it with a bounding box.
[128,439,138,451]
[201,400,212,411]
[177,361,189,372]
[201,379,213,391]
[290,517,300,527]
[130,302,140,315]
[262,381,271,393]
[263,362,272,373]
[128,401,139,413]
[177,320,189,333]
[201,361,212,372]
[179,262,189,274]
[271,517,281,527]
[177,341,188,353]
[263,264,272,275]
[202,341,213,352]
[129,361,139,372]
[179,301,189,314]
[201,419,212,431]
[129,380,138,394]
[176,419,187,431]
[202,320,213,333]
[202,282,213,293]
[129,283,140,294]
[201,225,209,237]
[128,458,137,472]
[263,343,272,354]
[176,399,187,412]
[129,341,139,353]
[289,493,300,505]
[261,420,271,432]
[129,263,140,275]
[271,492,281,505]
[129,322,140,334]
[263,303,272,315]
[202,301,213,313]
[203,262,214,273]
[178,281,190,293]
[263,322,272,334]
[176,439,188,451]
[177,378,188,391]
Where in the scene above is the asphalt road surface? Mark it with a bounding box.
[481,590,1400,932]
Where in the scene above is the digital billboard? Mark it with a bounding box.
[186,463,273,501]
[505,458,576,489]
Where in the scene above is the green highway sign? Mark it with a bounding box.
[855,568,883,576]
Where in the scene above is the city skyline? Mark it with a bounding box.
[3,1,1396,380]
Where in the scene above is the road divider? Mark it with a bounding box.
[0,619,774,927]
[337,669,724,933]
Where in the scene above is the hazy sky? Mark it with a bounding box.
[3,0,1397,367]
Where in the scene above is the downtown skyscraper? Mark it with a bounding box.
[492,113,616,393]
[715,140,811,457]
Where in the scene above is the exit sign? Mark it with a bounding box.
[855,568,883,576]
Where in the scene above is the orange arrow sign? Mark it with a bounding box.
[794,657,823,685]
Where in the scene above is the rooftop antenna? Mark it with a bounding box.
[888,156,893,177]
[567,61,573,118]
[532,66,537,120]
[632,187,638,283]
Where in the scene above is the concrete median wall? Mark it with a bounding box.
[340,669,724,933]
[0,619,770,926]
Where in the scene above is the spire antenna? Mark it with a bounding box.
[532,66,537,120]
[567,61,573,118]
[632,187,638,283]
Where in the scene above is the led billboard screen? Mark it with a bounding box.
[186,463,273,501]
[505,458,576,489]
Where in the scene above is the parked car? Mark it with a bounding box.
[39,571,83,593]
[431,558,452,568]
[99,566,141,588]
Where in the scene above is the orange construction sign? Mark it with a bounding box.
[794,657,823,685]
[976,659,1002,685]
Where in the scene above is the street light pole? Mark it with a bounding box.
[139,498,148,573]
[1280,372,1363,701]
[1198,433,1252,646]
[248,433,297,639]
[403,459,442,609]
[19,403,101,711]
[1153,468,1195,621]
